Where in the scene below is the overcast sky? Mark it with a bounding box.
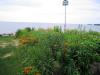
[0,0,100,24]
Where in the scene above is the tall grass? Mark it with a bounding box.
[0,27,100,75]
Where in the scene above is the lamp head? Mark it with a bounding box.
[63,0,68,6]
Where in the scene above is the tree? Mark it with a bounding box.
[25,27,31,32]
[15,29,22,38]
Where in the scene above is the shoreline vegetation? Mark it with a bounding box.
[0,26,100,75]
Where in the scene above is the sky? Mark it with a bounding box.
[0,0,100,24]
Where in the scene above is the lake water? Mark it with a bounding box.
[0,22,100,34]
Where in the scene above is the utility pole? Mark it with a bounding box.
[63,0,68,31]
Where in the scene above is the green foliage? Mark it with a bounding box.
[0,28,100,75]
[53,26,62,32]
[25,27,31,32]
[15,29,22,38]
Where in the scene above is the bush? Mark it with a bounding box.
[19,36,38,46]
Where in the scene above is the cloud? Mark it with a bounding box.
[0,0,100,23]
[0,0,42,7]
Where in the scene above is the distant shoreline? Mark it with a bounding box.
[0,22,100,34]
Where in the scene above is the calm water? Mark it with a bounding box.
[0,22,100,34]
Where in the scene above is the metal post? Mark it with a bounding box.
[63,0,68,32]
[64,5,66,31]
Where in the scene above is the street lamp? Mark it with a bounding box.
[63,0,68,31]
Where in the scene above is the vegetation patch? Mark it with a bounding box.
[0,27,100,75]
